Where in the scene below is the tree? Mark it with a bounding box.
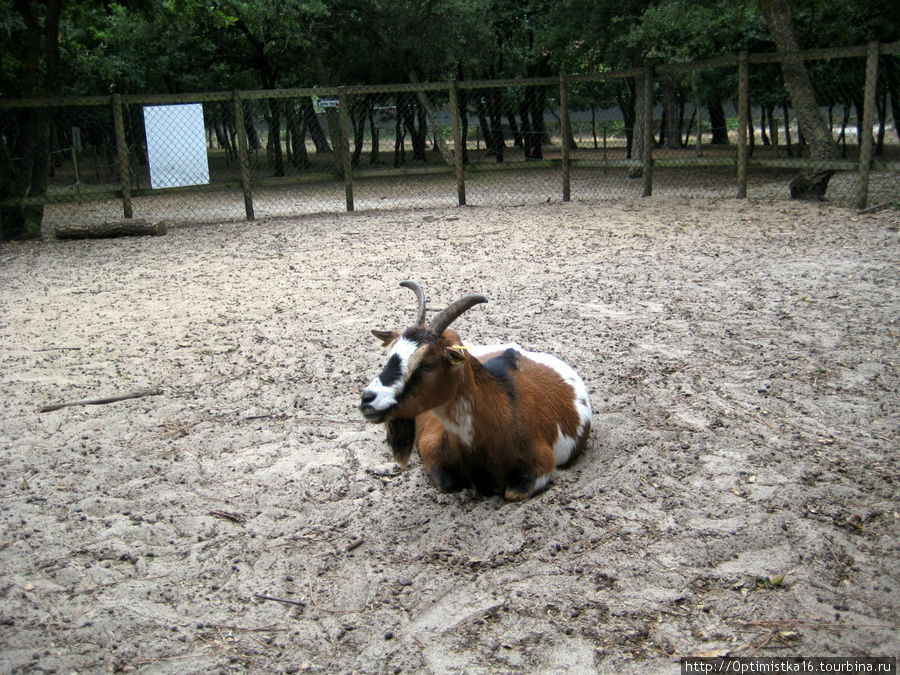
[325,0,489,166]
[758,0,839,199]
[1,0,63,240]
[205,1,331,176]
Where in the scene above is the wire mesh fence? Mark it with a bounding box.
[1,42,897,238]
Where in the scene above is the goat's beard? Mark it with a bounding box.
[386,417,416,468]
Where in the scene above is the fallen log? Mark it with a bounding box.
[54,219,168,240]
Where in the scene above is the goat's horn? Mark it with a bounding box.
[429,293,487,336]
[400,280,427,327]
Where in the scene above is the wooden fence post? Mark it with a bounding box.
[448,80,467,206]
[111,94,133,218]
[233,91,255,221]
[737,51,749,198]
[560,74,571,202]
[338,90,354,212]
[642,66,654,197]
[856,41,880,210]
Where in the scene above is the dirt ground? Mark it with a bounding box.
[0,197,897,673]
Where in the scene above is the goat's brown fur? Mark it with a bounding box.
[360,283,592,500]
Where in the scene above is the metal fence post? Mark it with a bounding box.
[111,94,133,218]
[338,90,354,212]
[560,74,571,202]
[642,66,654,197]
[233,91,255,221]
[856,41,880,211]
[737,51,749,198]
[448,80,467,206]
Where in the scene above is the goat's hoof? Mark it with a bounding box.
[505,475,550,501]
[428,466,467,493]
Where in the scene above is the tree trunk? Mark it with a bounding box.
[663,74,681,149]
[397,93,427,161]
[521,85,544,160]
[475,94,504,161]
[708,102,729,144]
[759,0,839,200]
[267,99,285,177]
[303,24,339,155]
[518,98,534,158]
[883,56,900,143]
[368,104,380,164]
[394,95,406,166]
[1,0,62,240]
[617,79,637,158]
[286,103,309,168]
[747,101,756,156]
[508,112,523,148]
[300,98,332,153]
[782,103,794,156]
[628,73,648,178]
[457,63,470,164]
[350,99,368,169]
[875,90,886,155]
[245,112,262,152]
[406,70,455,167]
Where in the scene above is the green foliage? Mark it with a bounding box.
[0,0,26,91]
[4,0,898,97]
[624,0,768,61]
[791,0,899,47]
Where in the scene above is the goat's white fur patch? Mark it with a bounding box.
[432,395,474,446]
[362,336,420,412]
[552,424,578,465]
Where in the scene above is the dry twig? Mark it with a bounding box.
[254,593,306,607]
[739,619,896,630]
[208,510,246,524]
[40,388,163,413]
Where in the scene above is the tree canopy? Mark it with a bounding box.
[2,0,896,98]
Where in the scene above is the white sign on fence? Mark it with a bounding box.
[143,103,210,189]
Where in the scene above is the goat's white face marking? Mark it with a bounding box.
[360,336,421,421]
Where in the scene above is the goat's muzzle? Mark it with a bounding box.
[359,390,388,423]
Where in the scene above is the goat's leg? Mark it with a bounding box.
[504,442,555,500]
[426,463,469,492]
[417,420,468,492]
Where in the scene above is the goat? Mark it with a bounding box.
[359,281,592,500]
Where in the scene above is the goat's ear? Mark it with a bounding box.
[371,329,399,347]
[444,344,467,366]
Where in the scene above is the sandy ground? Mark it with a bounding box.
[1,197,898,673]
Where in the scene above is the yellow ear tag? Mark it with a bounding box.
[445,344,468,365]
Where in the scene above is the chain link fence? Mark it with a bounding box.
[1,42,897,237]
[743,45,894,204]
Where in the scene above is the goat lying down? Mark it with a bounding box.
[359,281,592,500]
